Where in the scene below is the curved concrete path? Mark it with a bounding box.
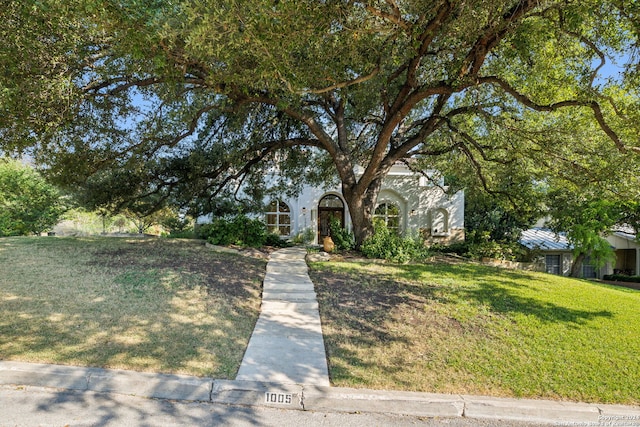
[236,247,330,386]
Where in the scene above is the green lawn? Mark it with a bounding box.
[3,237,638,405]
[0,236,266,378]
[309,259,640,405]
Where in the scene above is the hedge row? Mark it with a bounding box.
[602,274,640,283]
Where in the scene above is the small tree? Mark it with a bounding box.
[0,158,65,236]
[122,202,173,235]
[547,190,619,277]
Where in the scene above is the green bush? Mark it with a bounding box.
[197,214,267,247]
[429,242,467,255]
[292,227,315,245]
[162,215,193,235]
[464,240,526,261]
[166,230,196,239]
[196,223,214,240]
[361,218,430,263]
[603,274,640,283]
[441,230,528,261]
[329,217,355,251]
[0,158,65,236]
[264,231,290,248]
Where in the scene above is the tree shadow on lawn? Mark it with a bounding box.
[391,260,540,289]
[312,270,414,386]
[381,262,616,323]
[453,279,613,325]
[88,238,264,302]
[0,306,249,378]
[311,262,615,387]
[0,239,267,378]
[312,270,427,347]
[315,261,614,326]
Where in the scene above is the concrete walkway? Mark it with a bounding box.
[236,247,330,386]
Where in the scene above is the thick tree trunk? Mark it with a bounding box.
[570,252,585,278]
[348,197,374,249]
[342,178,383,249]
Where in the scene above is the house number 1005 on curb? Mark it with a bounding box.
[265,392,293,404]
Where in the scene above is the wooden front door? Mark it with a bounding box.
[318,195,345,241]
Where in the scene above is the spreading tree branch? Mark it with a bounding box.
[479,76,628,152]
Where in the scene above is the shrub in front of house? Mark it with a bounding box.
[197,214,289,248]
[463,240,527,261]
[264,231,289,248]
[198,215,267,247]
[455,230,529,261]
[329,217,355,251]
[162,214,195,238]
[361,218,430,263]
[603,274,640,283]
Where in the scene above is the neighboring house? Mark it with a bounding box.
[205,163,465,246]
[607,229,640,276]
[520,228,574,276]
[520,227,640,279]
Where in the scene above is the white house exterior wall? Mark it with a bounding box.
[604,233,640,277]
[272,169,464,245]
[198,165,464,246]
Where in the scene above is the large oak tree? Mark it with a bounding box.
[2,0,639,246]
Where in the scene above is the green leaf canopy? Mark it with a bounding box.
[1,0,639,245]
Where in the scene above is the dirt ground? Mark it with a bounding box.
[86,238,270,302]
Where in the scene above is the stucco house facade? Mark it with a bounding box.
[261,163,465,245]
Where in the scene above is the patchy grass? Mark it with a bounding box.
[0,236,266,378]
[309,259,640,405]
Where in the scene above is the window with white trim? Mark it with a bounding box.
[374,203,401,233]
[266,200,291,236]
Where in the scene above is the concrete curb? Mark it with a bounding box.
[0,361,212,401]
[302,385,464,418]
[2,361,639,425]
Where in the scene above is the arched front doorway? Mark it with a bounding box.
[318,194,345,241]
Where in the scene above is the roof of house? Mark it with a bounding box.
[520,228,573,251]
[613,230,636,241]
[611,225,637,242]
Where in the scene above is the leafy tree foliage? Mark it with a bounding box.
[545,186,621,277]
[0,158,65,236]
[444,159,544,245]
[2,1,640,247]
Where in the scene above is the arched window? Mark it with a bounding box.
[266,200,291,236]
[374,203,401,233]
[319,194,344,208]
